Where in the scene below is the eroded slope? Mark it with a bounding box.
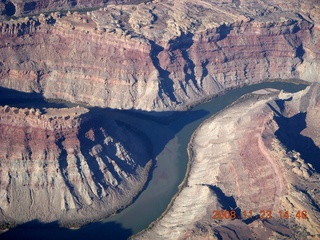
[135,85,320,239]
[0,0,319,110]
[0,106,152,227]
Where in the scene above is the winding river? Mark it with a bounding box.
[0,81,308,240]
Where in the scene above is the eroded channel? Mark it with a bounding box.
[0,81,308,239]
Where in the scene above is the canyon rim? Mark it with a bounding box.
[0,0,320,238]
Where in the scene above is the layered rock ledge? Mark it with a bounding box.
[0,0,320,234]
[0,106,152,227]
[0,0,319,111]
[0,0,150,20]
[134,84,320,239]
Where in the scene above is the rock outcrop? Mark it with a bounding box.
[0,106,152,227]
[0,0,319,111]
[0,0,149,19]
[1,0,320,234]
[134,84,320,239]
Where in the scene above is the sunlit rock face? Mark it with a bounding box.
[0,0,319,111]
[135,84,320,240]
[0,0,149,19]
[0,0,320,233]
[0,106,151,227]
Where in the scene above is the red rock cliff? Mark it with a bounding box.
[0,0,149,19]
[0,0,319,111]
[0,106,151,226]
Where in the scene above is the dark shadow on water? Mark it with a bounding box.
[79,105,209,157]
[0,82,309,239]
[0,220,132,240]
[76,106,209,200]
[0,86,209,240]
[0,86,209,186]
[0,87,73,109]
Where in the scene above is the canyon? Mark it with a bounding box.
[0,105,152,227]
[0,0,319,111]
[0,0,150,19]
[135,84,320,240]
[0,0,319,238]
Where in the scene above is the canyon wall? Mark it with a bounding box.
[0,0,320,232]
[0,106,152,227]
[0,0,149,19]
[0,0,319,111]
[135,84,320,240]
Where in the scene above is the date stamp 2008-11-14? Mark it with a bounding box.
[212,210,308,220]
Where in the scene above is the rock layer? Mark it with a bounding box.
[0,0,149,19]
[0,0,319,111]
[0,106,151,227]
[135,84,320,239]
[0,0,320,234]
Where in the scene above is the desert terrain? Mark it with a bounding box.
[0,105,152,227]
[0,0,319,238]
[0,0,319,111]
[134,84,320,239]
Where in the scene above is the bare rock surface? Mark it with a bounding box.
[135,84,320,239]
[0,0,319,111]
[0,106,152,227]
[0,0,320,234]
[0,0,149,19]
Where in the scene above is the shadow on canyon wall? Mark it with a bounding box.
[1,1,16,17]
[0,87,209,240]
[149,39,179,103]
[269,101,320,173]
[0,82,310,239]
[274,112,320,172]
[168,32,201,93]
[0,220,132,240]
[0,87,71,109]
[206,184,238,210]
[149,32,201,103]
[205,184,259,224]
[78,104,208,204]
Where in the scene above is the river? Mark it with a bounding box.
[0,81,308,240]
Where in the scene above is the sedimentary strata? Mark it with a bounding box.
[0,0,320,234]
[0,106,151,227]
[134,84,320,239]
[0,0,149,19]
[0,0,319,111]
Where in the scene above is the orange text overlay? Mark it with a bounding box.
[212,210,307,220]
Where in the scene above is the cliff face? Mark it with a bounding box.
[0,0,319,111]
[0,0,149,19]
[135,84,320,240]
[0,106,151,226]
[0,0,320,232]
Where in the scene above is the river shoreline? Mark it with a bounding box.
[0,79,309,239]
[131,78,309,239]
